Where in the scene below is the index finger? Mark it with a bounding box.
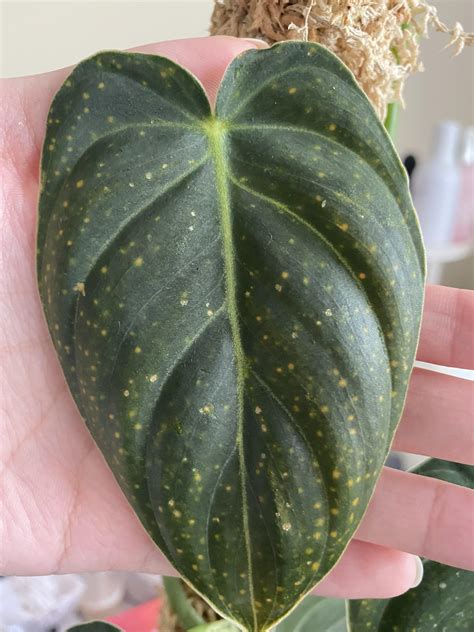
[417,284,474,370]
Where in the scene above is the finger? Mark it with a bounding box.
[140,538,421,600]
[5,36,267,170]
[393,368,474,464]
[312,541,422,599]
[356,467,474,570]
[417,285,474,369]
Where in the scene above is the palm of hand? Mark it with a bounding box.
[1,36,473,600]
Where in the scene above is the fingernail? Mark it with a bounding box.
[411,556,424,587]
[244,38,269,49]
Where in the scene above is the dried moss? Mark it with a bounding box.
[210,0,473,120]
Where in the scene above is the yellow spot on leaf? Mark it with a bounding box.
[76,179,84,189]
[134,257,144,267]
[288,87,297,94]
[74,282,85,296]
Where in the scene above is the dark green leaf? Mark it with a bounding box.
[349,563,473,632]
[413,458,474,489]
[67,623,122,632]
[276,595,346,632]
[37,42,425,631]
[348,458,474,631]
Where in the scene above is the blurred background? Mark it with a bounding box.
[1,1,472,630]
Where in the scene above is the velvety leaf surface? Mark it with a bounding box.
[348,459,474,631]
[37,42,424,631]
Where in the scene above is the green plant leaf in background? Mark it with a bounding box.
[275,595,346,632]
[414,458,474,489]
[348,458,474,631]
[37,41,425,631]
[67,622,122,631]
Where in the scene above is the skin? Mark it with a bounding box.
[1,36,473,601]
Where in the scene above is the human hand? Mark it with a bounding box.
[1,36,473,600]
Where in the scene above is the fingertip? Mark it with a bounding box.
[411,555,424,588]
[379,551,423,596]
[312,541,423,599]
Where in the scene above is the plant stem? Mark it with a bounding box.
[162,576,206,629]
[384,102,399,139]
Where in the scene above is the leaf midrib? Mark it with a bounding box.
[206,117,257,632]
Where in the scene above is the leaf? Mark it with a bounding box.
[348,459,474,631]
[413,458,474,489]
[276,595,346,632]
[37,42,425,631]
[67,623,122,632]
[350,564,473,632]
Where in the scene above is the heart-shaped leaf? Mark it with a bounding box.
[37,42,425,631]
[348,458,474,631]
